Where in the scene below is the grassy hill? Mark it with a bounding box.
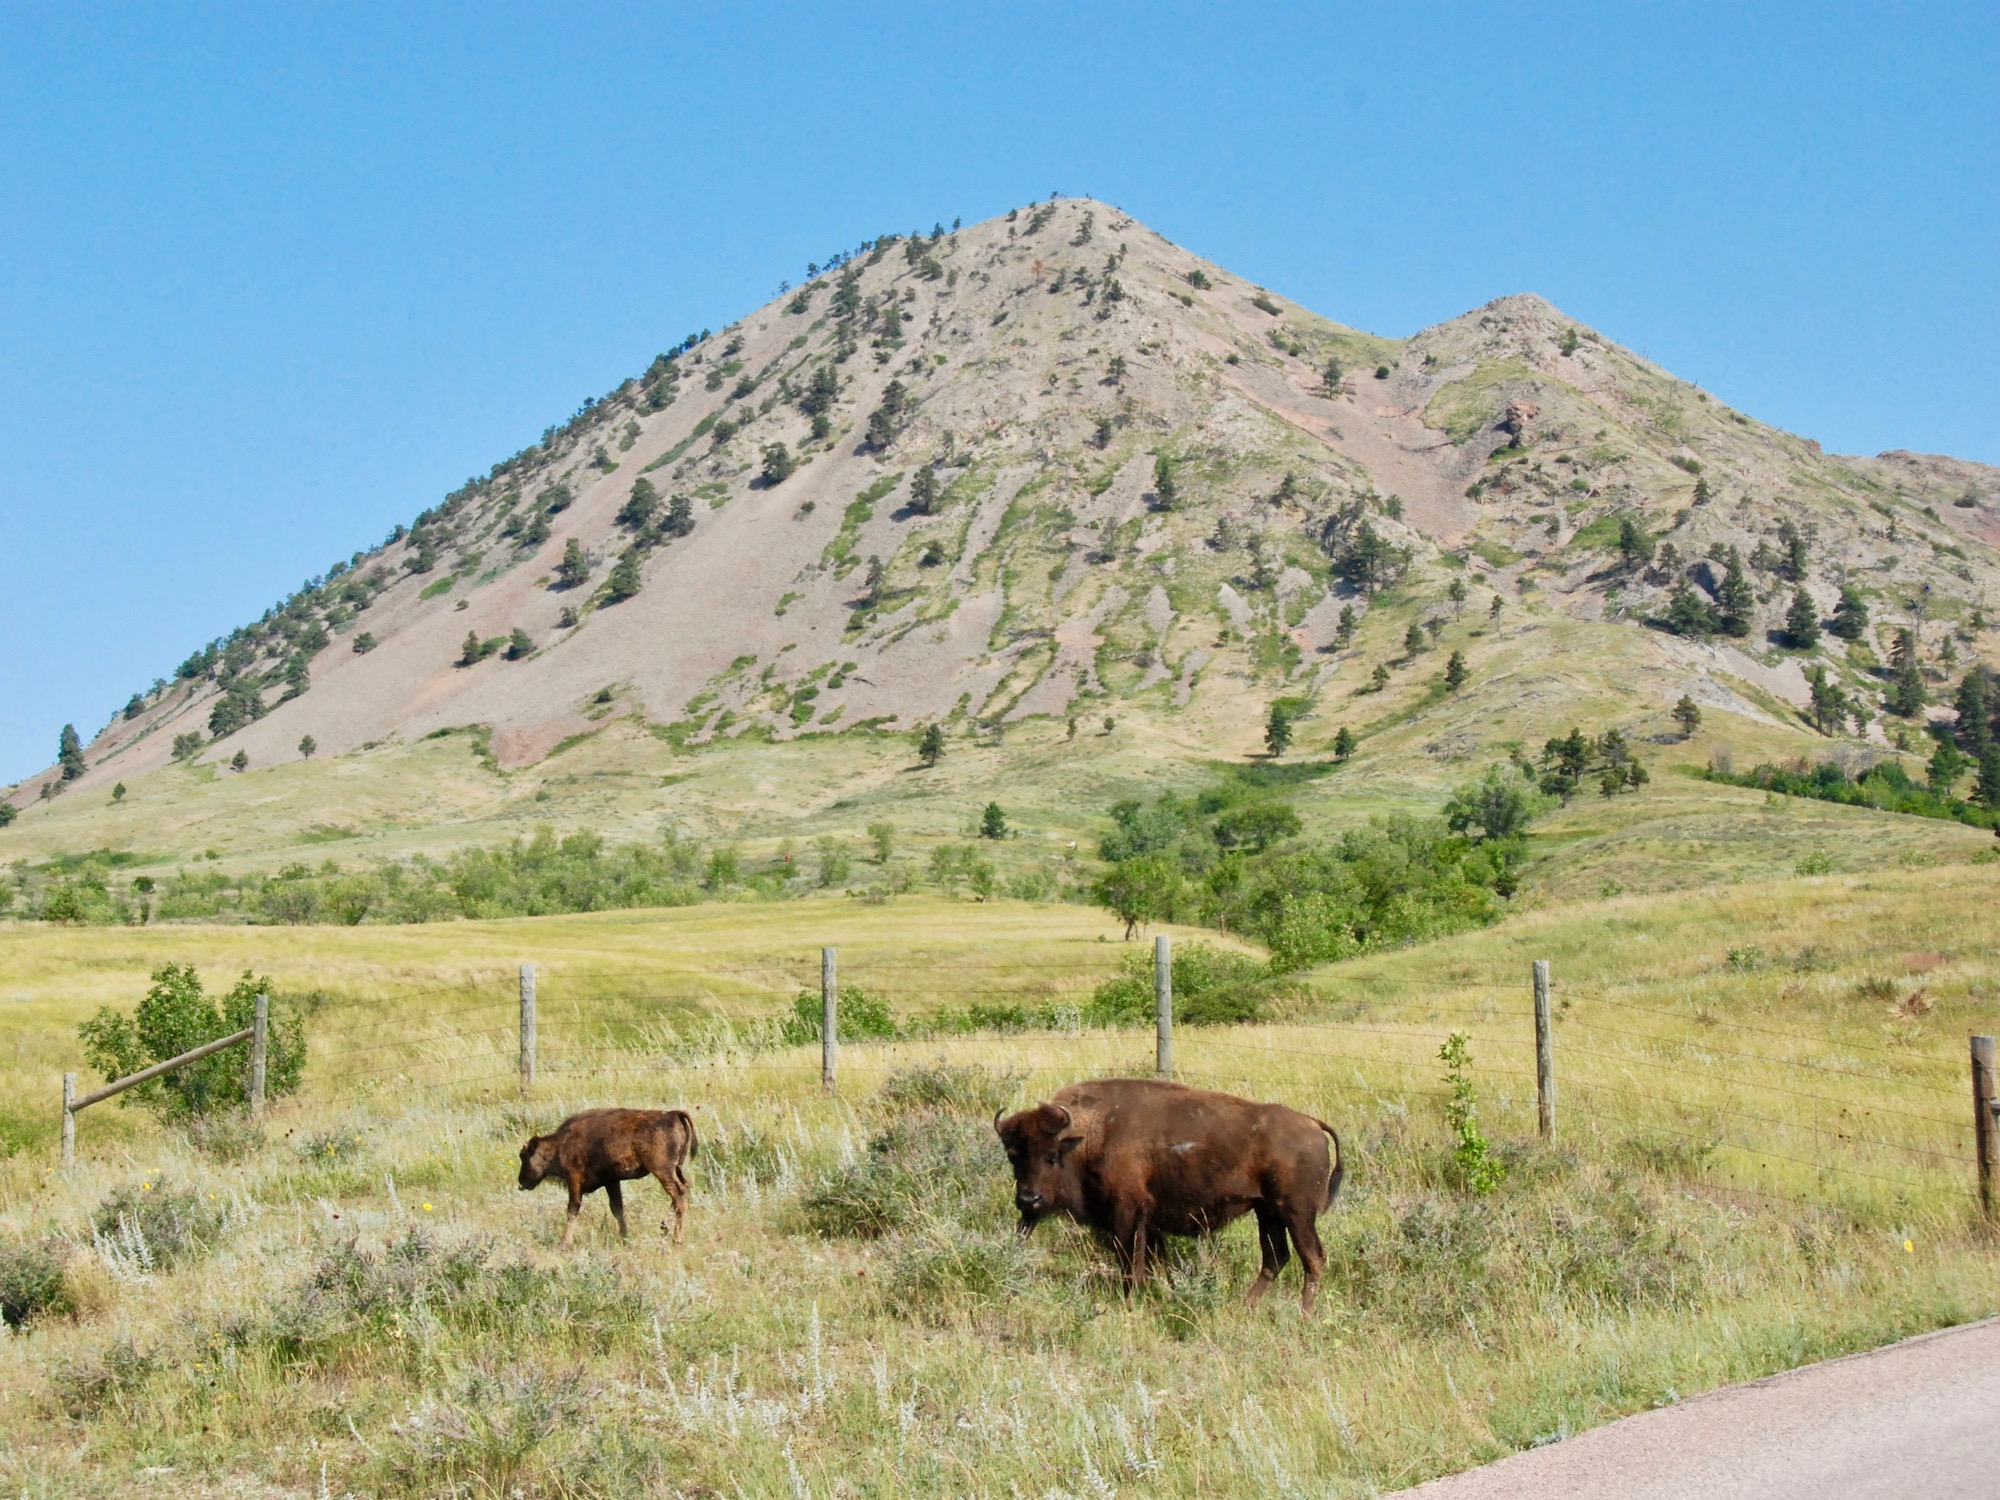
[0,874,1992,1495]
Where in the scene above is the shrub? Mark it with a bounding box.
[1089,942,1277,1027]
[76,965,307,1121]
[796,1113,1007,1239]
[780,984,896,1045]
[885,1217,1029,1317]
[49,1336,157,1419]
[875,1062,1023,1118]
[91,1182,225,1271]
[0,1240,74,1328]
[1440,1032,1505,1194]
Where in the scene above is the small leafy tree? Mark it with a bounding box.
[980,802,1008,840]
[230,749,249,773]
[78,965,305,1120]
[1333,725,1356,760]
[1439,1031,1505,1194]
[866,821,896,863]
[352,632,376,654]
[1443,765,1548,841]
[171,731,203,761]
[1672,694,1703,737]
[1092,851,1186,940]
[1488,594,1503,623]
[1264,701,1294,757]
[298,735,317,760]
[916,723,945,767]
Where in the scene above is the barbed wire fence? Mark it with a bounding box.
[56,943,2000,1219]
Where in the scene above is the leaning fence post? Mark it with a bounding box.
[821,946,838,1094]
[519,964,537,1094]
[61,1073,75,1170]
[1973,1034,1996,1218]
[1155,934,1173,1079]
[1533,960,1555,1141]
[249,993,268,1119]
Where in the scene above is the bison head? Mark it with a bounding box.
[994,1102,1084,1229]
[518,1133,556,1190]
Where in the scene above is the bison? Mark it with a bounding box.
[518,1107,698,1248]
[995,1078,1342,1311]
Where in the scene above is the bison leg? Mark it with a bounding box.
[605,1179,630,1240]
[656,1166,688,1245]
[560,1183,584,1248]
[1108,1206,1150,1294]
[1245,1206,1290,1308]
[1284,1206,1329,1315]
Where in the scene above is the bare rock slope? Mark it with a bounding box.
[14,200,2000,804]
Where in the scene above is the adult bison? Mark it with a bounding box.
[994,1079,1342,1311]
[518,1107,697,1248]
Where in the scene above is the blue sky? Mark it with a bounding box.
[1,2,1994,784]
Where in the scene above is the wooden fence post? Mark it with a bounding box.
[1533,960,1555,1141]
[1155,934,1173,1079]
[249,993,268,1119]
[61,1073,75,1170]
[519,964,536,1094]
[821,947,838,1094]
[1973,1034,1996,1218]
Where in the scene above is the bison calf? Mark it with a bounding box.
[996,1078,1342,1311]
[518,1107,697,1248]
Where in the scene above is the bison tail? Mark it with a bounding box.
[672,1108,699,1160]
[1316,1120,1344,1206]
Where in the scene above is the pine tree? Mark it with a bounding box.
[111,782,126,803]
[1336,604,1357,644]
[1717,548,1755,636]
[1369,663,1391,692]
[916,723,945,767]
[459,630,484,667]
[1264,701,1294,756]
[556,539,590,589]
[605,550,643,602]
[1616,516,1653,570]
[1333,726,1356,760]
[909,466,941,515]
[1827,585,1869,641]
[1666,579,1716,637]
[1152,454,1179,511]
[760,442,796,485]
[1927,738,1969,797]
[1807,665,1848,735]
[298,735,316,760]
[57,724,86,782]
[1778,519,1810,581]
[1444,650,1468,691]
[1889,629,1929,719]
[1448,578,1468,616]
[981,802,1008,839]
[1489,594,1503,623]
[1672,694,1703,738]
[665,493,695,537]
[1952,668,1992,751]
[1785,588,1821,649]
[1692,477,1713,505]
[506,627,534,660]
[1404,622,1426,657]
[230,749,249,773]
[617,477,659,531]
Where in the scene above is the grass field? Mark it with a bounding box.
[0,868,1994,1497]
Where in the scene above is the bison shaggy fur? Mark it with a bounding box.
[995,1078,1342,1311]
[518,1107,698,1248]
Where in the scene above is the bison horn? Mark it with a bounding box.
[992,1108,1005,1134]
[1048,1104,1072,1130]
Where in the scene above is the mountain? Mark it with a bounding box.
[7,198,1998,890]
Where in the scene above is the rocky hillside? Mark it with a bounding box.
[10,198,1999,813]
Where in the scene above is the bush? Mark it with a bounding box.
[91,1182,225,1271]
[76,965,306,1121]
[875,1061,1023,1117]
[796,1112,1007,1239]
[0,1240,74,1328]
[885,1216,1029,1317]
[1089,943,1277,1027]
[779,984,896,1045]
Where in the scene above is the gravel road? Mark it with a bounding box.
[1401,1317,1999,1498]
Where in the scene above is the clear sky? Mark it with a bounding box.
[1,2,1994,783]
